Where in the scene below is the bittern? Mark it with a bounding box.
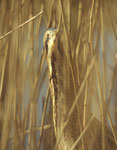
[43,28,117,150]
[43,28,78,149]
[43,28,59,136]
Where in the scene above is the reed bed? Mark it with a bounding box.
[0,0,117,149]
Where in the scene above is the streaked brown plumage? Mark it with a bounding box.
[43,28,78,149]
[43,28,117,150]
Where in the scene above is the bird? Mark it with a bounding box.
[43,28,79,150]
[43,28,59,136]
[43,28,117,150]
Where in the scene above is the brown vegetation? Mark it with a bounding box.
[0,0,117,149]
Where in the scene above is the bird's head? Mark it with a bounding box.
[43,28,59,56]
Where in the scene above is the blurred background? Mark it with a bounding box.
[0,0,117,149]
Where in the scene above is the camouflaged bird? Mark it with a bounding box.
[43,28,79,149]
[43,28,117,150]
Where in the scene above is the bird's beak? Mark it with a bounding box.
[54,28,59,36]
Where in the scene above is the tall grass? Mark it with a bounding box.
[0,0,117,149]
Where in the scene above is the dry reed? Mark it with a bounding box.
[0,0,117,150]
